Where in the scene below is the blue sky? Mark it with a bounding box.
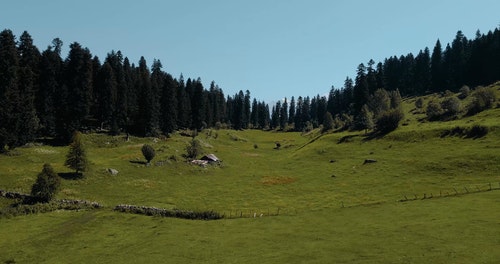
[3,0,499,102]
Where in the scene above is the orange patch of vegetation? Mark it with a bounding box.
[260,176,297,185]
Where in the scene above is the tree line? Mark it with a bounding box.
[1,27,499,150]
[268,28,500,131]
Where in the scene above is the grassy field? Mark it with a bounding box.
[1,86,500,263]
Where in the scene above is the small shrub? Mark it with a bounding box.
[415,98,424,109]
[441,96,461,117]
[443,90,454,97]
[426,100,444,121]
[340,113,354,131]
[141,144,156,164]
[302,121,313,133]
[186,139,203,159]
[459,85,470,99]
[467,86,497,115]
[375,108,404,134]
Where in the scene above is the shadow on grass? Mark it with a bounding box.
[129,160,147,165]
[58,172,83,180]
[37,137,68,147]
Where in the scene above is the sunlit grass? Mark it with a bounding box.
[1,85,499,263]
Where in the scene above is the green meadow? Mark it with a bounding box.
[1,88,500,263]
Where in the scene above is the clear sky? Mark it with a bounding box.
[3,0,499,102]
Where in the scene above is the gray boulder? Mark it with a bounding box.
[107,168,119,175]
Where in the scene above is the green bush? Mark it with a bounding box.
[322,112,334,132]
[186,139,203,159]
[375,109,404,134]
[141,144,156,164]
[441,96,461,117]
[415,98,424,109]
[459,85,470,99]
[30,164,60,203]
[426,100,444,121]
[467,86,497,115]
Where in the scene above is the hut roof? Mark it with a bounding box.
[201,154,219,162]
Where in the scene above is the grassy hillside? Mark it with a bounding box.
[1,84,500,263]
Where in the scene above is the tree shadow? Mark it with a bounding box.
[58,172,83,180]
[37,137,68,147]
[361,131,391,141]
[129,160,147,165]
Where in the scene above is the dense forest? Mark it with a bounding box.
[0,27,499,150]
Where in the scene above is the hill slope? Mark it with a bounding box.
[1,84,500,263]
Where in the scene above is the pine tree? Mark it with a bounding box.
[64,131,88,176]
[288,96,296,124]
[16,31,41,146]
[315,95,327,126]
[30,163,60,203]
[250,98,259,128]
[0,29,21,150]
[37,39,63,136]
[243,90,251,129]
[123,57,137,133]
[57,42,93,142]
[366,59,377,93]
[95,62,117,131]
[191,78,205,130]
[105,51,127,134]
[160,74,178,134]
[176,75,191,129]
[279,98,288,130]
[431,39,444,92]
[134,57,158,136]
[414,48,431,94]
[353,63,369,113]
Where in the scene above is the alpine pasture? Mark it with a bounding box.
[1,88,500,263]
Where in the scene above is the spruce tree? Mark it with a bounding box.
[250,98,259,128]
[95,62,117,131]
[288,96,296,124]
[0,29,21,150]
[191,78,205,130]
[57,42,93,142]
[353,63,369,113]
[176,75,191,129]
[64,131,88,176]
[431,39,444,92]
[17,31,42,145]
[37,39,63,136]
[160,74,178,134]
[279,98,288,130]
[30,163,60,203]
